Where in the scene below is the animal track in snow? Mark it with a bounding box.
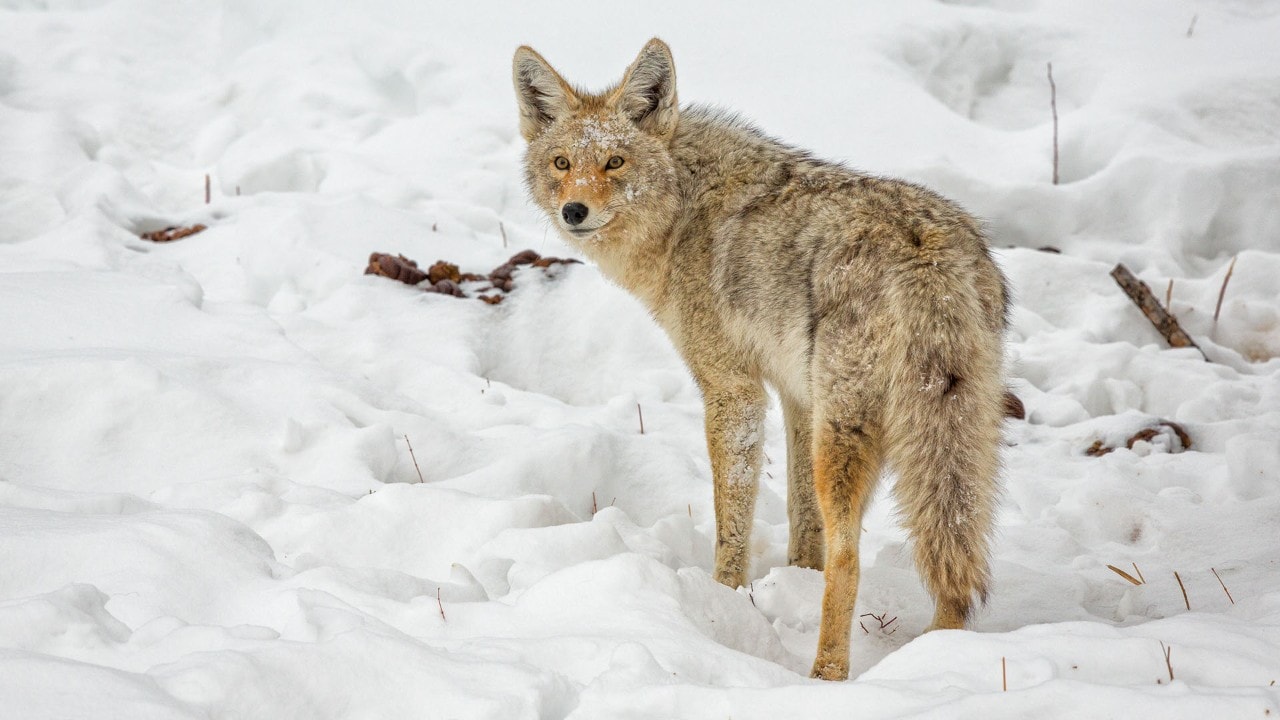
[886,21,1083,132]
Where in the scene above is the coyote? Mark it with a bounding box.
[513,39,1008,681]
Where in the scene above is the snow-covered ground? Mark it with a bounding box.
[2,0,1279,716]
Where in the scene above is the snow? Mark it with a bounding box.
[1,0,1279,716]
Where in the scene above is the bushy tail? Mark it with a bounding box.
[881,256,1005,627]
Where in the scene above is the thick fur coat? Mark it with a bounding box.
[514,38,1008,681]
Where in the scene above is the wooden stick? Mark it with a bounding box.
[1048,62,1059,185]
[1107,564,1143,586]
[204,174,211,204]
[1211,568,1235,605]
[1160,641,1174,682]
[1002,656,1008,691]
[1133,563,1146,585]
[437,587,446,621]
[499,221,508,248]
[637,403,645,434]
[404,435,425,483]
[1174,571,1190,610]
[1110,264,1207,360]
[1214,255,1237,323]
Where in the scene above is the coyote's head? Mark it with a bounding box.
[513,39,680,247]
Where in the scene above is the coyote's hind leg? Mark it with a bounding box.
[809,414,883,682]
[782,397,824,570]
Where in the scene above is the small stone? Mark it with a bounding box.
[427,260,461,285]
[434,278,465,297]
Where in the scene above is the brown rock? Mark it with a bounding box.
[427,260,461,285]
[433,279,465,298]
[366,253,427,285]
[1003,391,1025,420]
[532,256,583,268]
[140,224,208,243]
[490,263,516,282]
[1085,440,1113,457]
[1125,422,1191,452]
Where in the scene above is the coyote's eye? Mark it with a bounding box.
[553,156,570,171]
[606,156,625,170]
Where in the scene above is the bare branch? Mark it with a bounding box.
[404,435,425,483]
[1110,264,1207,360]
[1048,62,1060,185]
[1214,255,1237,323]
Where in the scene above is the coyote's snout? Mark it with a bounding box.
[514,38,1008,681]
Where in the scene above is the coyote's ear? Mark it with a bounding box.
[611,38,678,141]
[513,46,579,142]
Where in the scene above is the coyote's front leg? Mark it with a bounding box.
[701,380,767,589]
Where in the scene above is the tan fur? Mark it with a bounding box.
[514,38,1008,681]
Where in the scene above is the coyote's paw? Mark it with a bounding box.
[787,541,825,571]
[810,659,849,682]
[926,601,968,632]
[712,567,746,589]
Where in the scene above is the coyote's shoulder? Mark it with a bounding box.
[649,103,1007,403]
[514,38,1008,682]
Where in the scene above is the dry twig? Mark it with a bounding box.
[1211,568,1235,605]
[1214,255,1237,323]
[1110,264,1207,360]
[1174,571,1191,611]
[404,434,425,483]
[1048,62,1060,185]
[859,612,898,634]
[1107,564,1144,585]
[1160,641,1174,682]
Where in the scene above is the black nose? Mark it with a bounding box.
[561,202,589,226]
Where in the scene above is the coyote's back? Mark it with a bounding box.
[514,38,1008,681]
